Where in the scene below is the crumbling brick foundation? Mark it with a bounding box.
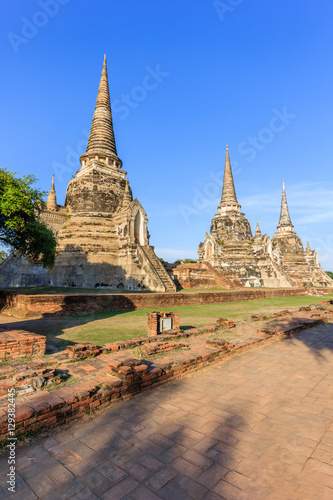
[0,327,46,361]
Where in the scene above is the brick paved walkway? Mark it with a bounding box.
[1,322,333,499]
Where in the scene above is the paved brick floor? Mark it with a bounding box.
[1,322,333,499]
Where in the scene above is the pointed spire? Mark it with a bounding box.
[306,241,311,253]
[46,175,57,210]
[122,180,133,207]
[221,146,238,204]
[218,146,241,213]
[84,54,118,159]
[255,219,262,238]
[277,182,293,229]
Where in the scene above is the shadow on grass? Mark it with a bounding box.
[0,283,155,353]
[0,309,133,354]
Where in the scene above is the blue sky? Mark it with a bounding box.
[1,0,333,269]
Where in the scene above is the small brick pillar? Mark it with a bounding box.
[147,311,180,336]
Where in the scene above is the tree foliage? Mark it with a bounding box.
[326,271,333,279]
[174,258,197,264]
[0,169,57,268]
[0,250,8,263]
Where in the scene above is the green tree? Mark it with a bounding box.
[0,169,57,268]
[326,271,333,279]
[0,250,8,263]
[174,258,197,264]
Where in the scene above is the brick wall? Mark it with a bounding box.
[0,328,46,361]
[1,288,333,318]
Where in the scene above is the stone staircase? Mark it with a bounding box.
[141,245,176,292]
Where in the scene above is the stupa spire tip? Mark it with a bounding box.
[278,181,293,229]
[218,144,240,210]
[82,54,119,161]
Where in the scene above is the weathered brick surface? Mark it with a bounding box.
[2,288,333,318]
[66,343,102,359]
[171,261,243,289]
[0,312,325,442]
[217,318,236,328]
[143,341,188,356]
[5,325,332,500]
[0,327,45,361]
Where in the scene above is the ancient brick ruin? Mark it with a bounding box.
[0,58,331,291]
[0,56,176,292]
[195,146,333,288]
[171,261,243,289]
[271,183,331,287]
[0,327,46,361]
[1,304,331,442]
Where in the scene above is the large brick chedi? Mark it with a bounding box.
[197,147,297,287]
[272,183,333,287]
[0,56,176,292]
[196,148,333,288]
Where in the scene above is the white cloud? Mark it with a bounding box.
[242,182,333,223]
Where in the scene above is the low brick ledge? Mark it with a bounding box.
[2,288,333,318]
[0,327,46,361]
[0,317,324,443]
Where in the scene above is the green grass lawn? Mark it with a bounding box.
[0,294,331,351]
